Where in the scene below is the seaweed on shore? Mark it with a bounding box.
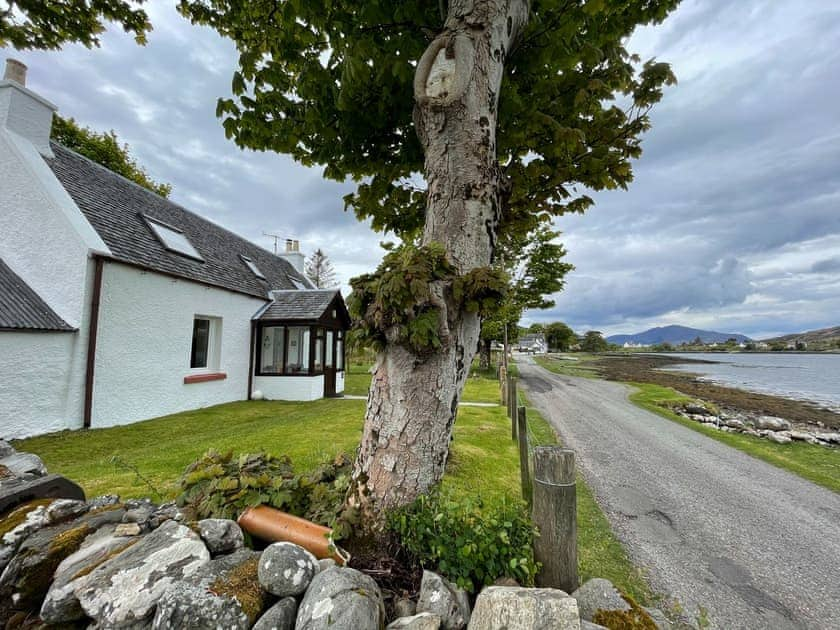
[594,354,840,431]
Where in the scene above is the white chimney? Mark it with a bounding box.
[278,238,305,273]
[0,59,57,157]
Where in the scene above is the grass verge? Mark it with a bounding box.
[535,354,601,379]
[630,382,840,494]
[515,394,652,604]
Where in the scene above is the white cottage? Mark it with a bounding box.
[0,60,350,440]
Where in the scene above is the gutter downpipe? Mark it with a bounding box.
[247,320,256,400]
[83,256,104,429]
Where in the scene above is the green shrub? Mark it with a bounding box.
[176,450,358,539]
[388,490,539,593]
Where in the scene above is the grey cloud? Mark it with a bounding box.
[811,257,840,274]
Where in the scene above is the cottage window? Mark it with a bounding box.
[260,326,286,374]
[145,216,204,261]
[286,326,311,374]
[191,316,221,369]
[336,330,344,371]
[241,255,266,280]
[314,329,324,372]
[191,318,210,368]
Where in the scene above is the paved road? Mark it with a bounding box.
[518,357,840,630]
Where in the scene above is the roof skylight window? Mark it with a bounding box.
[241,255,266,280]
[144,216,203,261]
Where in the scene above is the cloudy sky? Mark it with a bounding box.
[9,1,840,340]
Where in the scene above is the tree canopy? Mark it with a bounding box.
[545,322,577,352]
[580,330,609,352]
[52,115,172,197]
[179,0,678,247]
[480,225,573,347]
[0,0,150,50]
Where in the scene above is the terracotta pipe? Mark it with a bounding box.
[238,505,349,565]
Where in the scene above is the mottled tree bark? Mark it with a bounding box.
[353,0,530,513]
[479,338,492,371]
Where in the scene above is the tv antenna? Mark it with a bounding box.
[263,232,284,255]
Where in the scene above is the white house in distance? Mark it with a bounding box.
[0,60,350,440]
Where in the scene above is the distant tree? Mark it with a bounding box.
[305,248,338,288]
[692,336,703,346]
[51,115,171,197]
[527,323,546,334]
[580,331,609,353]
[0,1,150,50]
[478,226,573,369]
[652,342,674,352]
[545,322,577,352]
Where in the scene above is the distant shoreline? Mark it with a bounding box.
[587,353,840,431]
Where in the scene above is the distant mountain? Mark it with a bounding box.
[761,326,840,345]
[606,325,751,346]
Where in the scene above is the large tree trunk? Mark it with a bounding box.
[353,0,530,514]
[479,338,492,371]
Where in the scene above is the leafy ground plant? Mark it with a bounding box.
[176,450,358,539]
[388,489,538,593]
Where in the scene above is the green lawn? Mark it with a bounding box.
[630,382,840,494]
[13,370,653,605]
[345,363,501,403]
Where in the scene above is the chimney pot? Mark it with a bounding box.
[4,59,27,86]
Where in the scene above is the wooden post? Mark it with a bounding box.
[517,406,531,506]
[499,366,507,405]
[508,377,517,419]
[532,447,578,593]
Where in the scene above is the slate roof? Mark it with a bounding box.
[0,259,75,331]
[45,143,312,300]
[257,289,342,321]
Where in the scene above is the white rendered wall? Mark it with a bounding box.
[0,329,88,439]
[253,374,325,401]
[92,262,265,428]
[336,371,345,394]
[0,127,110,328]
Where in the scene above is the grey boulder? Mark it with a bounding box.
[0,506,126,624]
[417,570,471,630]
[75,519,209,628]
[644,607,673,630]
[253,597,298,630]
[767,432,792,445]
[0,440,15,458]
[467,586,580,630]
[153,548,267,630]
[394,597,417,618]
[40,524,141,624]
[388,612,442,629]
[0,452,46,479]
[296,566,385,630]
[754,416,791,431]
[580,622,608,630]
[258,541,319,597]
[198,518,244,555]
[571,578,629,622]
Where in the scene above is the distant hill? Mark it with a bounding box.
[762,326,840,345]
[607,325,751,346]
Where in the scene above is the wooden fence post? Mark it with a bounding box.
[499,366,507,405]
[532,447,578,593]
[517,406,531,506]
